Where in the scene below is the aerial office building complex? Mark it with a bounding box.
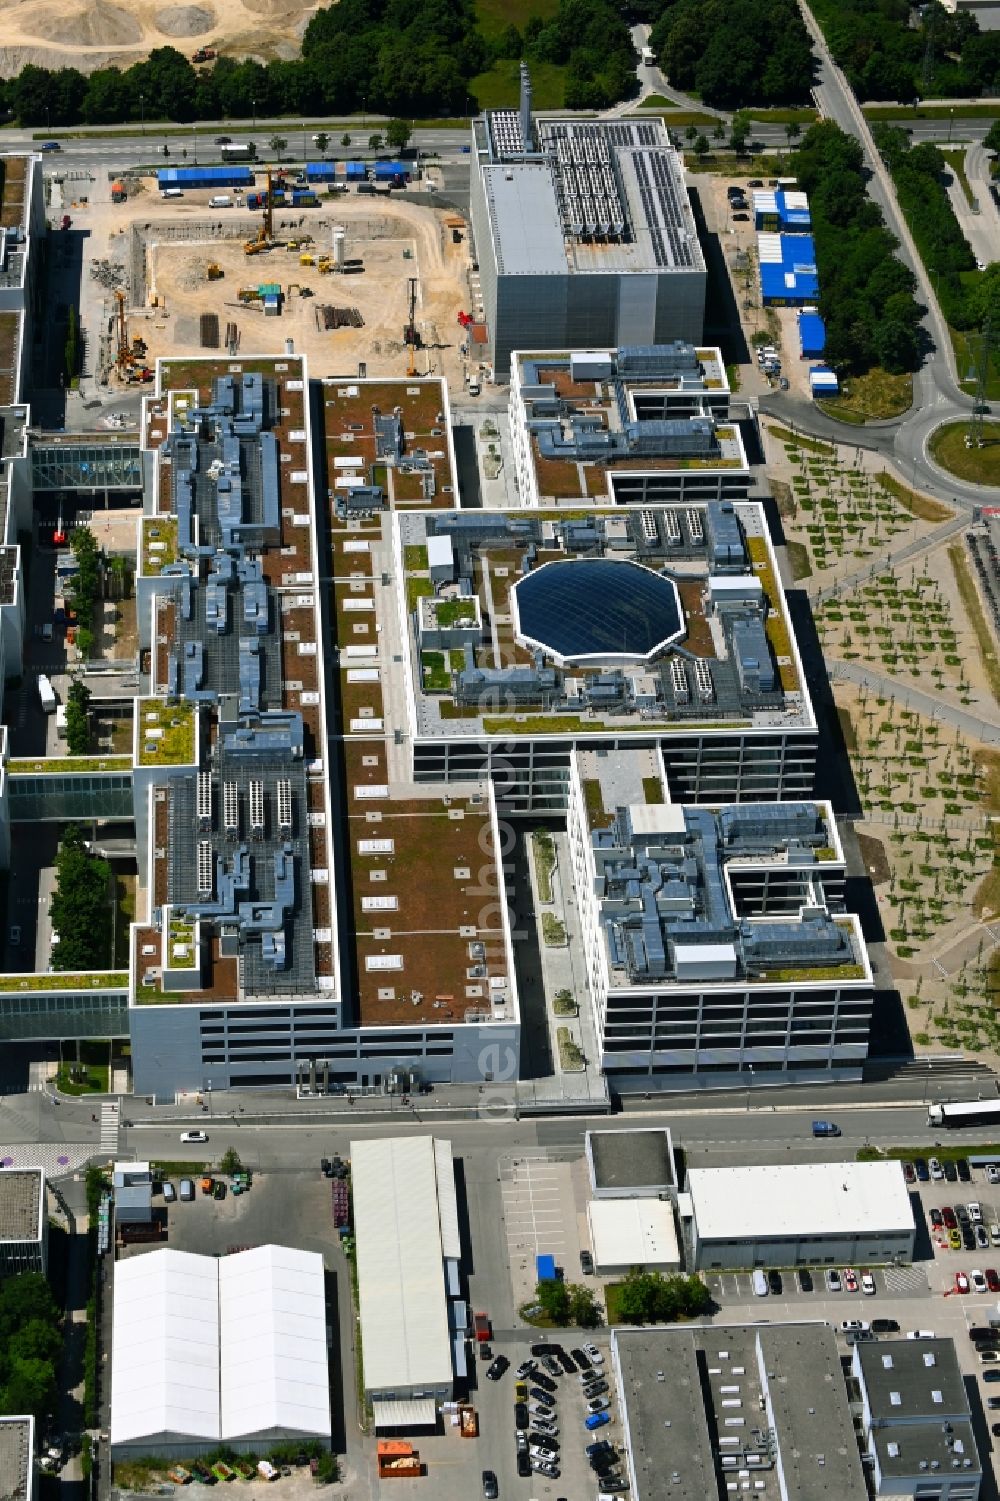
[567,748,872,1091]
[469,68,706,375]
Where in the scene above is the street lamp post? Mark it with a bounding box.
[745,1062,754,1111]
[252,97,257,131]
[948,107,955,144]
[139,94,145,136]
[206,1080,213,1117]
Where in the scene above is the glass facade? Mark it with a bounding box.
[30,443,142,492]
[8,772,134,822]
[0,989,127,1040]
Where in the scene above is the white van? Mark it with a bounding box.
[751,1270,769,1297]
[161,188,183,199]
[208,195,233,208]
[180,1130,208,1143]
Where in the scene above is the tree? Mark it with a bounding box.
[314,130,329,156]
[268,134,287,160]
[535,1277,571,1324]
[567,1283,601,1327]
[340,133,351,148]
[386,118,412,152]
[693,133,710,159]
[65,678,91,755]
[613,1269,711,1324]
[730,112,751,153]
[220,1147,243,1175]
[49,825,111,971]
[785,121,801,147]
[713,120,725,142]
[368,133,383,150]
[64,305,78,384]
[684,123,698,143]
[985,119,1000,158]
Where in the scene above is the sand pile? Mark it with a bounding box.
[155,5,216,36]
[32,1,143,46]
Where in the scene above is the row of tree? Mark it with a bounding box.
[647,0,816,110]
[794,121,923,375]
[533,1267,712,1328]
[50,825,112,971]
[809,0,1000,102]
[0,1272,61,1422]
[68,526,101,661]
[1,0,639,127]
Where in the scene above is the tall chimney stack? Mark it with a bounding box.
[519,61,533,152]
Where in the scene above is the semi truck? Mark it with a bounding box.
[221,143,256,161]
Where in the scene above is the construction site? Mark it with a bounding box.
[78,172,477,393]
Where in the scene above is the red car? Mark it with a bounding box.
[986,1269,1000,1293]
[844,1268,859,1293]
[943,1207,958,1230]
[955,1270,970,1295]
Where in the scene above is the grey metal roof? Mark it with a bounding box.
[0,1169,42,1243]
[483,164,567,277]
[588,1128,675,1191]
[856,1338,969,1421]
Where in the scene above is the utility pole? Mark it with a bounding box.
[969,315,992,450]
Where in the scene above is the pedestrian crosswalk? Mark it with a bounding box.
[100,1102,120,1153]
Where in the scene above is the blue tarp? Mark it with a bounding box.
[798,311,826,357]
[158,166,254,188]
[536,1253,557,1282]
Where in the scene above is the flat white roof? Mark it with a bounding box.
[110,1246,331,1449]
[588,1198,680,1268]
[111,1250,221,1447]
[219,1245,330,1441]
[688,1161,914,1242]
[351,1136,455,1396]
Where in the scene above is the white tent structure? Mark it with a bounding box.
[110,1247,331,1458]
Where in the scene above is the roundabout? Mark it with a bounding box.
[928,421,1000,488]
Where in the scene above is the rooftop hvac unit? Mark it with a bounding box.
[277,778,293,833]
[694,658,714,703]
[686,508,705,543]
[197,840,213,896]
[249,779,265,839]
[223,780,239,835]
[664,509,682,545]
[197,771,212,831]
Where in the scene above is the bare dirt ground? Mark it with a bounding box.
[78,183,473,392]
[0,0,322,75]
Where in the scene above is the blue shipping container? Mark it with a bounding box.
[536,1253,557,1282]
[306,162,338,182]
[798,311,826,358]
[158,166,254,189]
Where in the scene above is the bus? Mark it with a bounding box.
[927,1100,1000,1129]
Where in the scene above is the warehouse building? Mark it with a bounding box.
[0,1417,35,1501]
[614,1322,866,1501]
[469,68,705,375]
[0,1168,46,1274]
[586,1198,681,1275]
[685,1161,914,1270]
[758,233,819,306]
[853,1338,981,1500]
[568,750,872,1091]
[350,1136,461,1429]
[110,1246,331,1457]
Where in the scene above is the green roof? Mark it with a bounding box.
[136,700,197,767]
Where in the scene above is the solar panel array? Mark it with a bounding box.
[540,121,660,149]
[630,151,694,268]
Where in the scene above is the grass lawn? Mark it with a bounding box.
[875,471,953,524]
[746,107,817,124]
[786,540,813,580]
[636,95,676,109]
[532,830,556,903]
[941,148,976,208]
[765,424,833,455]
[475,0,558,38]
[951,325,1000,400]
[821,367,913,424]
[930,421,1000,485]
[948,539,1000,706]
[470,60,566,110]
[56,1061,109,1096]
[863,103,1000,121]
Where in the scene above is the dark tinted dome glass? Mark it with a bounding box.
[514,559,682,660]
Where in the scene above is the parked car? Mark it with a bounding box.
[841,1320,870,1334]
[583,1343,604,1365]
[914,1159,930,1181]
[540,1355,560,1378]
[532,1417,558,1437]
[532,1373,557,1394]
[943,1207,958,1229]
[528,1400,551,1419]
[580,1249,594,1275]
[956,1271,971,1294]
[514,1403,528,1431]
[989,1397,1000,1411]
[530,1343,557,1356]
[529,1388,554,1408]
[587,1439,615,1458]
[978,1225,991,1249]
[532,1458,559,1479]
[482,1470,498,1500]
[570,1348,592,1372]
[486,1355,508,1381]
[555,1348,576,1373]
[179,1178,195,1201]
[797,1268,813,1293]
[970,1326,996,1341]
[969,1202,984,1224]
[767,1270,783,1295]
[872,1319,900,1334]
[972,1270,989,1295]
[929,1158,944,1180]
[514,1381,528,1402]
[515,1360,536,1379]
[584,1380,609,1399]
[943,1159,958,1182]
[957,1158,972,1182]
[162,1181,177,1202]
[984,1368,1000,1382]
[585,1411,611,1431]
[516,1452,531,1479]
[844,1268,859,1293]
[949,1228,962,1250]
[861,1272,876,1296]
[902,1161,916,1184]
[587,1396,611,1414]
[987,1269,1000,1293]
[929,1209,944,1228]
[988,1164,1000,1185]
[825,1269,842,1293]
[733,211,749,221]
